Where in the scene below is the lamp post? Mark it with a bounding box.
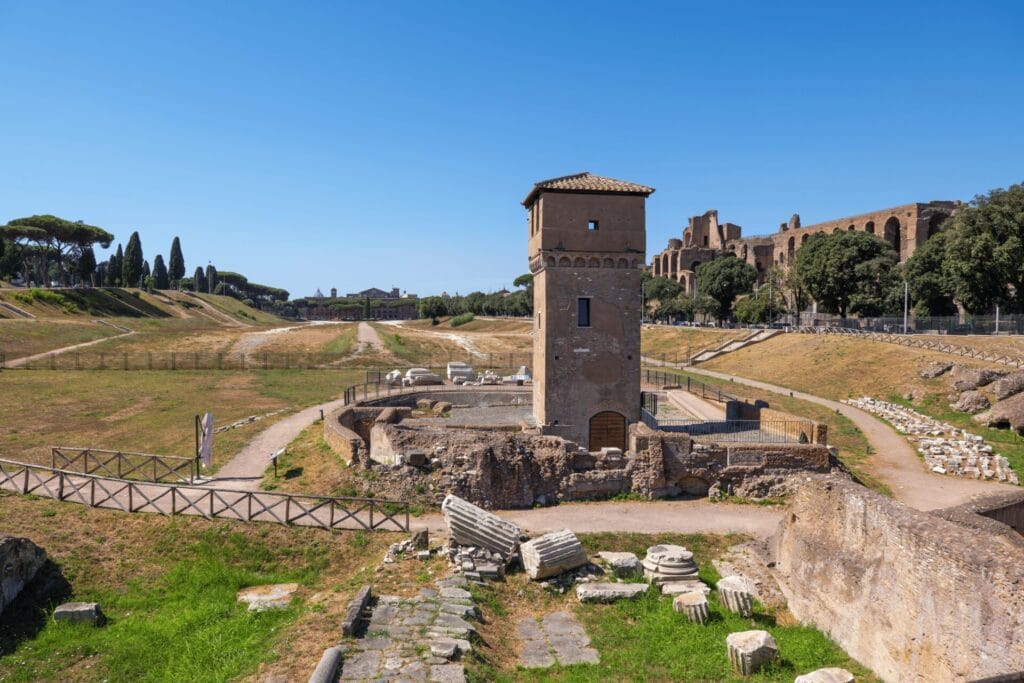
[903,279,909,334]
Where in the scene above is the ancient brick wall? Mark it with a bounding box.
[773,477,1024,681]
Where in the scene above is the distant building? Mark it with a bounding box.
[346,287,401,299]
[330,288,337,298]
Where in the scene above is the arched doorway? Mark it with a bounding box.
[928,213,946,238]
[883,216,901,256]
[589,411,626,452]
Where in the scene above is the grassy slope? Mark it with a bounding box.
[0,321,122,359]
[468,532,876,682]
[701,333,1024,480]
[641,325,746,361]
[0,494,397,683]
[0,369,364,466]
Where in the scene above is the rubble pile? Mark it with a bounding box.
[844,397,1019,484]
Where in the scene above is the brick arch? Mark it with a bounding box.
[865,221,875,234]
[589,411,626,452]
[547,256,557,268]
[847,224,855,231]
[603,257,614,268]
[588,257,600,268]
[618,257,629,268]
[883,216,901,255]
[573,257,586,267]
[558,256,571,267]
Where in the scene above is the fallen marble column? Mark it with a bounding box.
[521,529,588,580]
[642,544,699,585]
[308,645,345,683]
[726,630,779,675]
[576,583,647,603]
[672,592,710,625]
[795,668,855,683]
[441,494,522,559]
[717,575,754,617]
[661,581,711,596]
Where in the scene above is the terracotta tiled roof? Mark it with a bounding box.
[522,172,655,206]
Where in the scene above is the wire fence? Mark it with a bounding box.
[642,368,740,403]
[0,458,410,532]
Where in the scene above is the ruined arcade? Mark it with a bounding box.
[524,172,652,451]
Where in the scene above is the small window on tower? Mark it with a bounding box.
[577,298,591,327]
[588,220,599,231]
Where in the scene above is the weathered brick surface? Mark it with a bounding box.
[772,476,1024,681]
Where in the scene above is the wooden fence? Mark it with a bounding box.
[0,458,409,532]
[798,327,1024,369]
[51,447,196,484]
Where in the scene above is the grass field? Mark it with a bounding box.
[467,532,876,682]
[0,493,398,683]
[0,369,362,467]
[0,320,123,359]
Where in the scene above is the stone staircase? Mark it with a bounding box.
[0,300,34,318]
[691,329,781,364]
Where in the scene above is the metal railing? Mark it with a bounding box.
[797,326,1024,369]
[0,458,409,532]
[51,447,196,484]
[639,411,810,444]
[342,381,530,406]
[642,368,740,403]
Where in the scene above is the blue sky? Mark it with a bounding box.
[2,1,1022,297]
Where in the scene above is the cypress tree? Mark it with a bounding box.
[78,246,97,286]
[142,259,151,279]
[205,264,218,293]
[106,244,123,286]
[168,237,185,288]
[194,266,207,293]
[122,231,144,288]
[153,254,170,289]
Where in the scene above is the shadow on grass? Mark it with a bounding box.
[0,559,72,657]
[283,466,304,480]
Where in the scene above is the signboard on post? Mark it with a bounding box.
[198,412,214,469]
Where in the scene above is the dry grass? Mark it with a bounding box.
[0,320,122,359]
[0,369,363,467]
[641,325,746,361]
[917,333,1024,360]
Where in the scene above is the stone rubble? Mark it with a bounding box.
[726,629,779,675]
[53,601,105,626]
[0,535,46,617]
[236,583,299,612]
[844,396,1019,485]
[595,551,643,579]
[516,611,599,669]
[441,494,522,559]
[576,582,648,603]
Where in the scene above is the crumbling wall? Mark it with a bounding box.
[325,406,411,466]
[773,476,1024,682]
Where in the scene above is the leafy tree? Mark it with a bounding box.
[695,255,757,321]
[1,215,113,286]
[904,231,957,316]
[793,231,899,318]
[513,273,533,288]
[152,254,170,289]
[77,246,97,286]
[941,182,1024,314]
[168,236,185,288]
[418,296,447,324]
[205,264,218,293]
[193,266,207,294]
[643,276,686,320]
[122,231,144,287]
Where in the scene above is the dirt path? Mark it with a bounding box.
[229,321,331,355]
[5,327,135,368]
[209,397,348,489]
[356,321,384,353]
[416,499,782,537]
[684,365,1018,510]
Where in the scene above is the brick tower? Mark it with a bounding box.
[523,172,654,451]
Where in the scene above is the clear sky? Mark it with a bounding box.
[2,1,1022,298]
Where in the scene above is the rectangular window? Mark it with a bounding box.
[577,298,591,327]
[588,220,599,231]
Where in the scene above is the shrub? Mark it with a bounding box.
[449,312,474,327]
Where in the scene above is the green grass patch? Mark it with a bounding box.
[323,326,358,355]
[0,523,326,683]
[449,312,475,327]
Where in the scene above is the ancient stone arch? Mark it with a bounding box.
[603,257,614,268]
[547,256,557,268]
[618,257,629,268]
[589,257,600,268]
[883,216,901,255]
[573,257,586,267]
[865,221,875,234]
[558,256,571,267]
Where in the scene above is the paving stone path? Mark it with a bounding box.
[340,576,476,682]
[516,611,599,669]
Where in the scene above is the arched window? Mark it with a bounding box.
[865,221,875,234]
[883,216,901,256]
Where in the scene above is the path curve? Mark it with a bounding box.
[5,328,135,368]
[415,499,782,538]
[681,364,1018,511]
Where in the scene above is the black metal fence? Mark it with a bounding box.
[642,368,740,403]
[639,410,809,444]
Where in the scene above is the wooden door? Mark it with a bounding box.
[589,411,626,452]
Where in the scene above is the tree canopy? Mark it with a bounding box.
[793,231,900,318]
[152,254,170,289]
[1,215,112,286]
[122,231,144,288]
[695,255,757,321]
[169,237,185,287]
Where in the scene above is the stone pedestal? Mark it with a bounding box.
[726,630,778,675]
[672,592,709,625]
[795,668,855,683]
[717,575,754,617]
[642,544,699,585]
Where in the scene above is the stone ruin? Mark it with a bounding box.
[0,535,46,618]
[845,396,1019,484]
[324,388,840,509]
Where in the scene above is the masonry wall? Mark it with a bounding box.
[773,477,1024,682]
